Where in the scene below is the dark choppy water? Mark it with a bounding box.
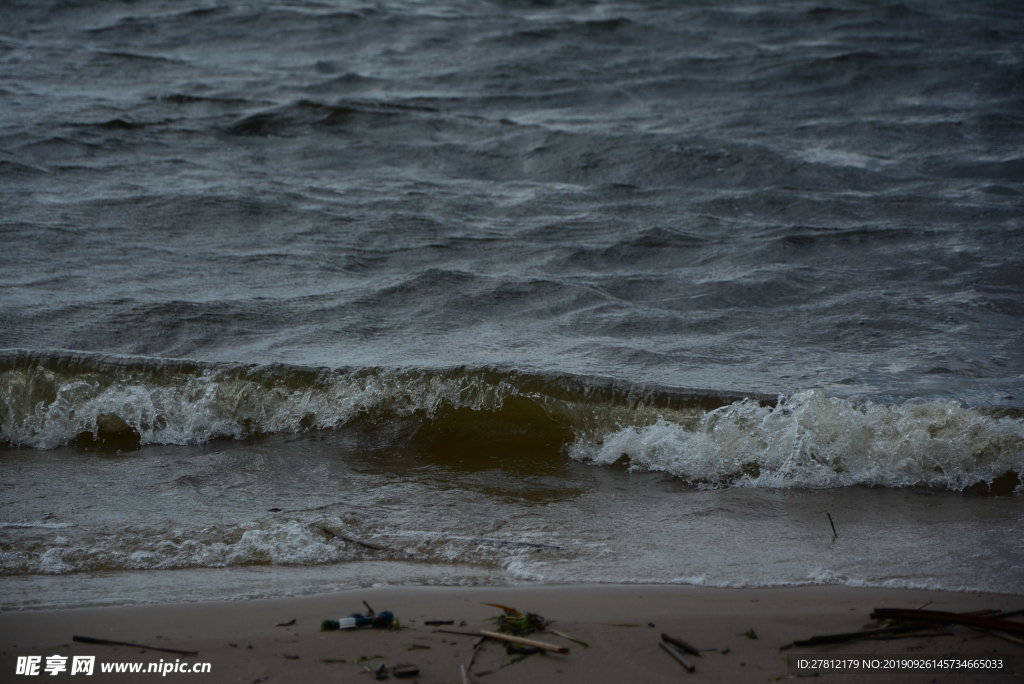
[1,0,1023,607]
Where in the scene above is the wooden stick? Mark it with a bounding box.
[467,537,562,550]
[72,636,197,656]
[792,624,932,647]
[319,526,393,552]
[985,631,1024,647]
[827,513,837,539]
[995,608,1024,620]
[870,609,1024,635]
[867,631,953,641]
[963,624,1024,648]
[659,641,695,672]
[436,629,482,638]
[436,628,568,655]
[661,633,701,656]
[477,631,569,655]
[460,663,471,684]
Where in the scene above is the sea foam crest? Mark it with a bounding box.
[0,351,736,449]
[0,357,518,449]
[570,389,1024,490]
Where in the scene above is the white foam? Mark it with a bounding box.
[0,364,520,449]
[570,389,1024,490]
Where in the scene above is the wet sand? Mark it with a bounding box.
[2,584,1022,683]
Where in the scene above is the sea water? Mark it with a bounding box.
[1,0,1022,609]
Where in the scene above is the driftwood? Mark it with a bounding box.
[317,527,558,552]
[478,630,569,655]
[318,526,393,552]
[870,609,1024,636]
[659,641,695,672]
[467,537,562,550]
[791,624,932,647]
[72,636,197,656]
[436,629,483,637]
[996,608,1024,620]
[661,633,701,656]
[435,628,568,655]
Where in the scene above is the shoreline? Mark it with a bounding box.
[2,584,1021,682]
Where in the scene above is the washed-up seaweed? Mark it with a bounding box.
[483,603,587,647]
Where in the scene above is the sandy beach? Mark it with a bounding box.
[2,584,1020,683]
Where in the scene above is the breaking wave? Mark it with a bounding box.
[0,349,762,451]
[2,350,1022,492]
[570,390,1024,491]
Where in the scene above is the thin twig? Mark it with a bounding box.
[72,636,197,656]
[436,629,483,638]
[964,625,1024,648]
[466,537,562,550]
[319,526,393,552]
[866,631,953,641]
[465,637,484,679]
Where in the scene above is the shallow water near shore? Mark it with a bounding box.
[2,425,1022,610]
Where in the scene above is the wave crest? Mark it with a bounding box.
[570,389,1024,491]
[0,350,752,450]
